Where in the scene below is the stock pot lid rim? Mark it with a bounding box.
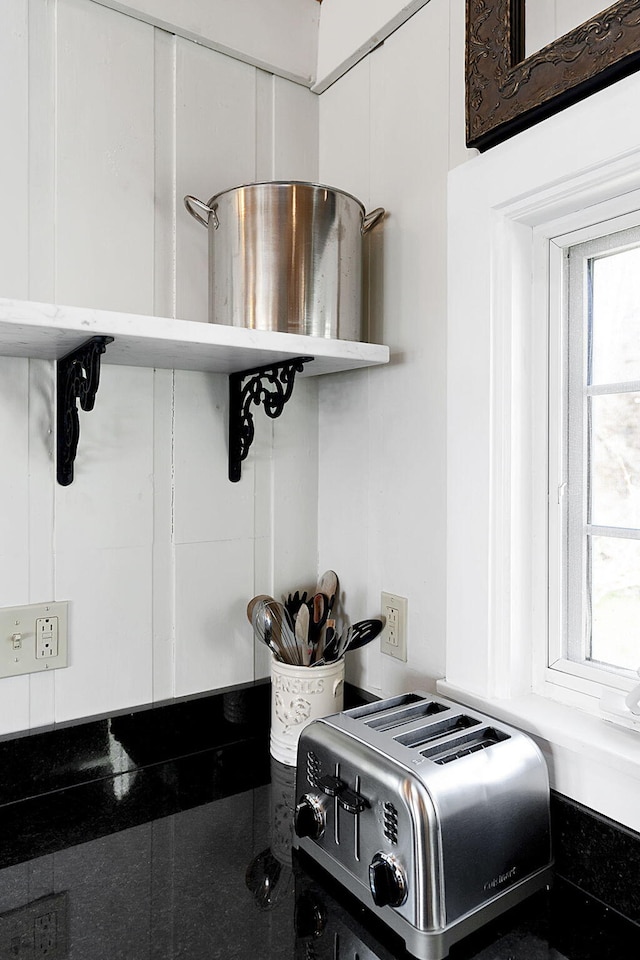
[205,180,366,213]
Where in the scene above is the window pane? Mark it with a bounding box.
[563,225,640,683]
[590,534,640,671]
[590,392,640,527]
[591,246,640,384]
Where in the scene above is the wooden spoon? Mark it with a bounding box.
[317,570,339,612]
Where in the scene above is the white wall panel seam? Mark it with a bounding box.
[53,0,59,305]
[153,27,177,320]
[1,0,29,299]
[170,37,177,319]
[27,359,34,727]
[170,371,177,696]
[269,72,276,181]
[255,70,275,183]
[0,356,32,733]
[27,358,57,728]
[151,0,177,700]
[26,0,56,303]
[27,0,57,728]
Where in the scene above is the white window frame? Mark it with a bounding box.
[445,75,640,833]
[547,218,640,699]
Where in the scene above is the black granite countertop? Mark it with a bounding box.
[0,683,638,959]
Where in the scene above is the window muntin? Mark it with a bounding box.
[561,228,640,679]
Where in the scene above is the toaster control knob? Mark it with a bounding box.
[294,795,325,841]
[368,853,407,909]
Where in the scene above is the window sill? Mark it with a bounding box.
[436,680,640,834]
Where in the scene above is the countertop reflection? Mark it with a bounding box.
[1,684,638,960]
[0,753,636,960]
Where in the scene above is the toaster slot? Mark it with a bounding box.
[365,700,449,732]
[421,726,510,764]
[393,713,479,747]
[345,693,425,720]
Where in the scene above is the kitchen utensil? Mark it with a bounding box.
[309,618,384,664]
[309,618,333,665]
[295,602,311,665]
[184,182,384,340]
[316,570,338,612]
[344,618,385,652]
[293,692,553,959]
[333,626,353,661]
[307,593,329,663]
[264,599,300,665]
[251,599,286,662]
[284,590,307,625]
[319,621,338,663]
[246,593,273,624]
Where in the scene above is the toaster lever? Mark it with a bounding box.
[337,787,368,815]
[316,775,345,797]
[316,775,369,814]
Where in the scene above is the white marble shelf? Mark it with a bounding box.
[0,298,389,377]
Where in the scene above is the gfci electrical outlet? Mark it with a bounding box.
[0,892,68,959]
[381,592,408,662]
[0,602,69,679]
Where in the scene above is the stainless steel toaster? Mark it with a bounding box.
[292,692,553,959]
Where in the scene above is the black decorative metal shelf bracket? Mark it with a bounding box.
[57,336,114,486]
[228,356,314,482]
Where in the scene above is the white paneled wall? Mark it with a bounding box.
[0,0,318,734]
[55,0,156,314]
[0,361,30,727]
[176,40,258,325]
[0,2,28,300]
[315,0,431,92]
[317,0,451,698]
[92,0,320,86]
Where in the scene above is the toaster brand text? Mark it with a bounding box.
[483,866,517,892]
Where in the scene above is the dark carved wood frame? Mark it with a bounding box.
[466,0,640,151]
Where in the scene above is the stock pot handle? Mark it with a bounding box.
[362,207,385,234]
[184,195,220,229]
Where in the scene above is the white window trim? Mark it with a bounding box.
[547,218,640,696]
[446,74,640,833]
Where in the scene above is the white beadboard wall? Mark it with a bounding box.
[91,0,320,86]
[314,0,432,93]
[317,0,463,699]
[315,0,640,833]
[0,0,319,734]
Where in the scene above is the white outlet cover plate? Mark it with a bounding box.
[0,601,69,678]
[381,591,408,662]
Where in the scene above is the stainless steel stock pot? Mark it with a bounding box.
[184,181,384,341]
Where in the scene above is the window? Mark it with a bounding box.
[549,222,640,690]
[446,107,640,828]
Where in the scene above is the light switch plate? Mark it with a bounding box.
[0,602,69,678]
